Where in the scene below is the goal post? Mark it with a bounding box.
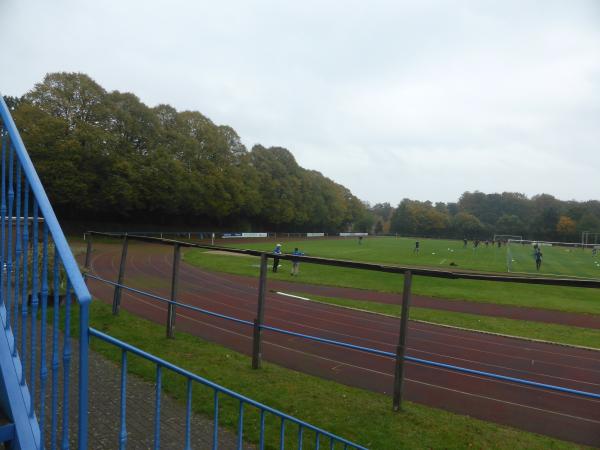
[493,234,522,242]
[582,231,600,248]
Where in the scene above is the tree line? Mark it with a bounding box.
[4,72,371,232]
[370,192,600,241]
[5,72,599,240]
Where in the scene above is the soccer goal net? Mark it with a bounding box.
[493,234,522,242]
[582,231,600,247]
[505,239,600,277]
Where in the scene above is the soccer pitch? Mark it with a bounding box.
[507,242,600,279]
[221,236,600,279]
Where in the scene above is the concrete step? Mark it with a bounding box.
[0,410,15,444]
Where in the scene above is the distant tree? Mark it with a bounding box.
[530,206,560,240]
[577,213,600,233]
[496,214,525,236]
[3,95,23,110]
[25,72,108,129]
[556,216,577,239]
[452,212,485,238]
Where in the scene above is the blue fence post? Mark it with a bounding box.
[39,222,49,444]
[79,300,90,450]
[252,253,268,369]
[29,201,39,417]
[393,270,412,412]
[154,365,162,450]
[119,350,128,450]
[12,164,21,355]
[20,182,29,385]
[184,378,192,450]
[0,128,5,312]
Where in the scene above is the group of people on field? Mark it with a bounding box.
[272,243,304,276]
[412,238,545,271]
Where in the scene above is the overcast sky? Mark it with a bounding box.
[1,0,599,205]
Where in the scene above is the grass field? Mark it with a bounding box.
[183,238,600,316]
[82,301,582,450]
[218,236,600,279]
[507,242,600,277]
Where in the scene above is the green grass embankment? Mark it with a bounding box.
[83,301,583,449]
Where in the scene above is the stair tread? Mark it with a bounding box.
[0,410,10,426]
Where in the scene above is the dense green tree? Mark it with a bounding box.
[452,212,486,238]
[8,72,600,236]
[9,72,370,231]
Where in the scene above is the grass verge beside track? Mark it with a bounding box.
[82,301,583,449]
[284,292,600,350]
[183,250,600,316]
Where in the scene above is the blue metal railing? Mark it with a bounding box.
[85,274,600,402]
[0,96,92,449]
[89,328,367,450]
[1,97,366,449]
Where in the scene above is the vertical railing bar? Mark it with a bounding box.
[393,270,412,411]
[252,253,268,369]
[29,199,39,416]
[0,127,5,312]
[20,181,29,385]
[330,436,335,450]
[279,417,285,450]
[154,365,162,450]
[6,141,13,332]
[61,280,72,450]
[184,378,192,450]
[51,252,59,450]
[113,234,129,315]
[78,301,90,450]
[83,232,92,276]
[316,431,320,450]
[212,390,219,450]
[166,243,180,338]
[39,222,49,444]
[236,401,244,450]
[12,163,21,355]
[119,350,128,450]
[298,425,303,450]
[259,410,265,450]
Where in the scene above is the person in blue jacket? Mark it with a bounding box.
[272,243,282,272]
[291,247,304,276]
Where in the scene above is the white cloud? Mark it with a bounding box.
[1,0,599,204]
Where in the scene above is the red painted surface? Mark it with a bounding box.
[84,243,600,447]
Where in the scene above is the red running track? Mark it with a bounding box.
[85,243,600,447]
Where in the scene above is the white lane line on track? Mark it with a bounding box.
[117,292,600,424]
[406,379,600,425]
[121,291,600,405]
[99,248,600,386]
[93,281,600,395]
[155,282,600,388]
[171,256,600,364]
[95,248,600,389]
[271,293,600,387]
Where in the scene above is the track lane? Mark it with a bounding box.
[85,243,600,446]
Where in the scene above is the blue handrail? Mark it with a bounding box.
[0,96,92,449]
[86,274,600,401]
[0,97,90,305]
[89,327,368,450]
